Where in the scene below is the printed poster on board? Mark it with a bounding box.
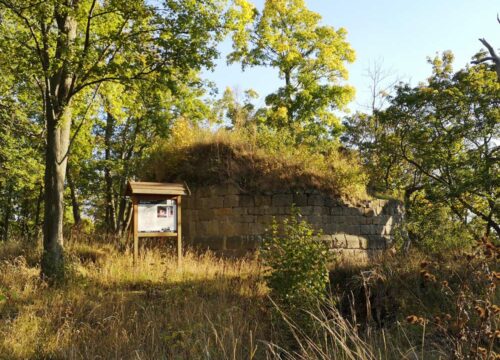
[138,199,177,232]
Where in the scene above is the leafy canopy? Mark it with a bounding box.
[229,0,355,145]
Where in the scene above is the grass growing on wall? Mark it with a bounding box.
[145,120,369,201]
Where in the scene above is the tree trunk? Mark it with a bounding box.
[2,190,11,241]
[67,166,81,226]
[41,9,77,281]
[41,105,72,280]
[104,112,116,232]
[31,184,43,242]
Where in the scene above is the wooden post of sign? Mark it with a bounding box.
[177,195,182,266]
[133,196,139,264]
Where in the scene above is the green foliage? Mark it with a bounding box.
[229,0,355,145]
[0,0,243,241]
[261,208,331,309]
[393,192,475,253]
[345,52,500,242]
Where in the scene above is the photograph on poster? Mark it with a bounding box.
[138,199,177,232]
[157,206,167,218]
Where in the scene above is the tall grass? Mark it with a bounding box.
[0,239,267,359]
[145,120,369,201]
[0,236,497,359]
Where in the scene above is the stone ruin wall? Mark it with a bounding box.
[182,184,403,262]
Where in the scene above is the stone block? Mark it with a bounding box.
[345,234,360,249]
[199,209,214,221]
[200,236,224,249]
[331,215,345,224]
[225,184,240,195]
[242,235,261,249]
[207,221,219,236]
[332,233,346,248]
[272,194,293,207]
[231,207,247,216]
[339,249,370,263]
[213,207,233,217]
[360,224,371,235]
[307,215,322,225]
[196,197,210,209]
[293,193,308,206]
[219,220,240,236]
[325,197,341,207]
[254,195,271,207]
[252,222,267,235]
[359,236,369,249]
[344,216,359,225]
[343,207,360,216]
[224,195,239,208]
[260,215,274,225]
[241,215,256,223]
[299,206,314,215]
[226,236,244,249]
[308,194,324,206]
[328,223,345,233]
[344,225,361,235]
[208,196,224,208]
[240,195,254,207]
[311,206,323,215]
[254,206,272,215]
[330,206,343,215]
[367,235,387,249]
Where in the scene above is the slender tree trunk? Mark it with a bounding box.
[104,112,116,232]
[31,184,43,242]
[67,166,81,226]
[284,69,293,126]
[2,190,11,241]
[116,179,127,236]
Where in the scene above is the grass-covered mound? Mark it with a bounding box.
[145,120,369,200]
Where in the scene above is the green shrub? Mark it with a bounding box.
[261,208,331,310]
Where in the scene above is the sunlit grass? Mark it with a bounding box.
[0,237,497,359]
[0,239,269,359]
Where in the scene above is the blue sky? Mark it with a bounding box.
[203,0,499,112]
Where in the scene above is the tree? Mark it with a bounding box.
[0,52,44,242]
[376,53,499,238]
[472,15,500,82]
[0,0,233,281]
[214,87,260,129]
[342,60,400,193]
[229,0,355,145]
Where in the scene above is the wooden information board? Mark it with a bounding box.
[126,181,190,265]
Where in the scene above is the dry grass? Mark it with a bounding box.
[0,237,498,359]
[0,240,268,359]
[145,121,369,201]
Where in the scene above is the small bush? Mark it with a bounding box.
[261,208,331,310]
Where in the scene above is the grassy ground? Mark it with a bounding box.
[0,237,498,359]
[0,240,268,359]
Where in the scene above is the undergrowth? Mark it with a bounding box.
[0,235,498,359]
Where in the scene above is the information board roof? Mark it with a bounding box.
[126,181,190,196]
